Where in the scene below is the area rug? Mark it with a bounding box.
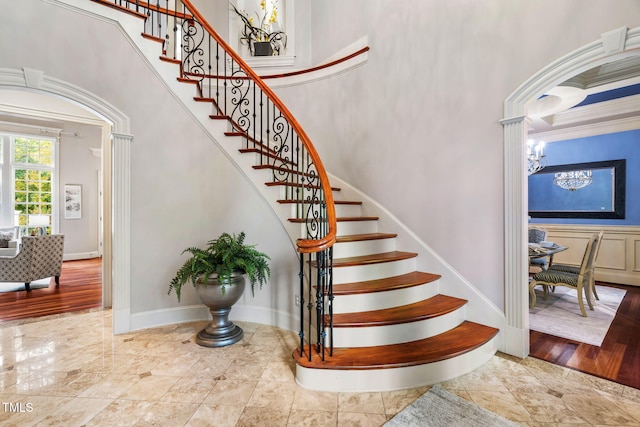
[0,277,52,293]
[384,384,518,427]
[529,284,626,346]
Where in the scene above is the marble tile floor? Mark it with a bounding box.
[1,309,639,427]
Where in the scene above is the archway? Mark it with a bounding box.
[0,67,132,334]
[501,26,640,358]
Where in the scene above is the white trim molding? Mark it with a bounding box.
[0,66,131,334]
[502,26,640,358]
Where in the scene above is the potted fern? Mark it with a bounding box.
[169,232,270,347]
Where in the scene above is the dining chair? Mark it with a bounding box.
[529,232,598,317]
[547,230,603,301]
[528,227,549,272]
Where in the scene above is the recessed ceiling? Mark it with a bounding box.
[527,55,640,140]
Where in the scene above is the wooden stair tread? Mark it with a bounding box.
[330,251,417,268]
[331,295,467,327]
[293,321,499,370]
[336,233,397,243]
[332,271,441,295]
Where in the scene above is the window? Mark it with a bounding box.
[0,133,57,236]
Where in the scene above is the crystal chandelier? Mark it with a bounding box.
[527,140,546,175]
[553,170,593,191]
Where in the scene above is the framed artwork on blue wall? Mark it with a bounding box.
[528,159,626,219]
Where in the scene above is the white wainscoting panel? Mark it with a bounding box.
[535,225,640,287]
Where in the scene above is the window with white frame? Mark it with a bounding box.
[0,133,57,236]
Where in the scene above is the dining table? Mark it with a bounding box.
[528,243,568,269]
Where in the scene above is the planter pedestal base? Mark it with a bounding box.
[196,307,244,347]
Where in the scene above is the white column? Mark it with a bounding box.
[111,132,132,334]
[501,115,529,358]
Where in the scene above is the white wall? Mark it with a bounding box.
[274,0,640,309]
[0,0,299,321]
[59,122,102,258]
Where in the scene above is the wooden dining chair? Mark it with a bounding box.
[547,229,604,301]
[529,232,598,317]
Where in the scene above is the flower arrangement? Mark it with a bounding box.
[231,0,287,56]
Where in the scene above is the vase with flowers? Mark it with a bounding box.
[231,0,287,56]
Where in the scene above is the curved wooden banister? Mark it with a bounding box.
[260,47,369,80]
[182,46,369,82]
[180,0,336,253]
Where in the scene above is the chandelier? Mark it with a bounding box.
[553,170,593,191]
[527,140,546,175]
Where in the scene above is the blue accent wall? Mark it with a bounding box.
[528,129,640,225]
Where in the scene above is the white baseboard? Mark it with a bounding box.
[127,304,299,335]
[64,251,100,261]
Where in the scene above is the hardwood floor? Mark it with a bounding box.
[530,282,640,390]
[1,262,637,390]
[0,258,102,322]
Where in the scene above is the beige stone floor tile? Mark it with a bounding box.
[292,387,339,412]
[133,401,200,427]
[185,404,245,427]
[203,378,258,406]
[287,409,338,426]
[223,358,268,380]
[467,389,533,423]
[338,392,385,414]
[117,373,179,401]
[515,391,589,424]
[33,396,113,427]
[0,395,72,427]
[84,399,155,426]
[159,375,218,403]
[246,378,297,409]
[260,360,296,382]
[337,411,387,427]
[380,386,429,415]
[236,405,291,426]
[78,373,142,399]
[563,392,640,425]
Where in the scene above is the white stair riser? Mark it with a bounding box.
[286,203,362,220]
[333,238,396,258]
[336,220,378,236]
[299,220,378,239]
[331,258,416,284]
[330,308,466,347]
[331,279,439,314]
[334,204,362,217]
[294,335,499,392]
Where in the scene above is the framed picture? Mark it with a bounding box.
[528,159,626,219]
[65,184,82,219]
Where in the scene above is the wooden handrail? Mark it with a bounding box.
[261,47,369,80]
[181,0,336,253]
[181,46,369,81]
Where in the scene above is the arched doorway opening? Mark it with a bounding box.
[502,26,640,358]
[0,67,132,334]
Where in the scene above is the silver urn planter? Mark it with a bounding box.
[194,271,245,347]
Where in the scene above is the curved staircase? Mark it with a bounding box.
[91,0,500,392]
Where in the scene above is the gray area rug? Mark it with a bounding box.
[385,384,518,427]
[0,277,52,293]
[529,284,626,346]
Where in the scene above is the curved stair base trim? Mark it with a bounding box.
[328,173,506,348]
[294,335,499,393]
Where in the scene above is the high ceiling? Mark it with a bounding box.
[527,55,640,141]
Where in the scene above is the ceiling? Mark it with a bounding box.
[527,55,640,142]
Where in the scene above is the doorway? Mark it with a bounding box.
[502,26,640,359]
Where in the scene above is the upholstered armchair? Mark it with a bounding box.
[0,234,65,291]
